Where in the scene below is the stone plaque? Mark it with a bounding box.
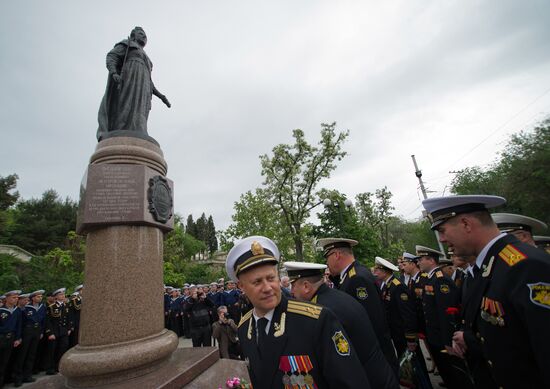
[77,164,174,233]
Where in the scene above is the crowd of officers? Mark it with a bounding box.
[163,280,250,350]
[0,286,82,388]
[224,195,550,389]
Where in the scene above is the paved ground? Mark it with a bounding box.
[6,337,445,388]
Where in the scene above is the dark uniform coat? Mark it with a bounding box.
[69,295,82,346]
[381,276,417,357]
[409,271,429,335]
[13,303,46,382]
[312,283,399,389]
[422,267,459,349]
[238,295,370,389]
[337,261,397,370]
[44,301,72,373]
[462,234,550,388]
[0,306,22,386]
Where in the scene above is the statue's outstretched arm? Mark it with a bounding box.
[152,83,171,108]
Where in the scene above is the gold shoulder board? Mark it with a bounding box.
[498,244,527,266]
[436,271,444,278]
[288,300,322,319]
[392,278,401,286]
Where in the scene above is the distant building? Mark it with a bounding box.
[0,245,34,262]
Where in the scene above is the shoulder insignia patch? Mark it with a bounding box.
[332,331,351,356]
[356,287,368,300]
[499,244,527,266]
[528,283,550,310]
[238,309,253,327]
[349,267,356,278]
[421,273,428,278]
[400,293,409,301]
[288,300,322,319]
[392,278,401,286]
[436,271,444,278]
[440,284,450,294]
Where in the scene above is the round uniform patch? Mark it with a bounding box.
[356,287,368,300]
[440,284,450,294]
[400,293,409,301]
[332,331,351,356]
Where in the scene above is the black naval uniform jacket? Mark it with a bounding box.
[312,283,399,389]
[409,271,429,335]
[381,276,417,355]
[338,261,397,369]
[462,234,550,388]
[45,302,72,338]
[238,295,370,389]
[422,266,459,349]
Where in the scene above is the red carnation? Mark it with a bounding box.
[446,307,459,315]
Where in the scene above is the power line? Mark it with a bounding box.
[443,86,550,173]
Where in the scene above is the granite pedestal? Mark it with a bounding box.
[60,137,178,387]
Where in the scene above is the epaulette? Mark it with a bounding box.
[238,309,253,328]
[392,278,401,286]
[420,272,428,278]
[287,300,322,320]
[498,244,527,266]
[435,271,444,278]
[349,267,356,278]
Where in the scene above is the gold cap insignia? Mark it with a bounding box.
[251,241,265,256]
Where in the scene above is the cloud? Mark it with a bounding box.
[1,0,550,232]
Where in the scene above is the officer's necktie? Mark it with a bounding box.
[256,318,268,356]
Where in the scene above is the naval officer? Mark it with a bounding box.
[227,236,370,389]
[424,195,550,388]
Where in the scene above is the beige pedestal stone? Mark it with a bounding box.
[60,137,178,388]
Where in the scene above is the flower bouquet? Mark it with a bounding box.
[219,376,252,389]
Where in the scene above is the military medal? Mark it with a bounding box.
[289,374,298,385]
[296,374,305,386]
[282,374,291,386]
[481,297,506,327]
[304,373,314,385]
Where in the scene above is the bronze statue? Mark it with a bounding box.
[97,27,170,143]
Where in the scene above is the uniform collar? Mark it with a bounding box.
[428,266,440,278]
[340,262,353,279]
[475,233,507,271]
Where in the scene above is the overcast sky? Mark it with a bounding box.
[2,1,550,231]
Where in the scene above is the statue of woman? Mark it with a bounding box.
[97,27,171,143]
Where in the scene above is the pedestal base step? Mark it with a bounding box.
[24,347,249,389]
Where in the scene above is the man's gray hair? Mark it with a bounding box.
[217,305,228,314]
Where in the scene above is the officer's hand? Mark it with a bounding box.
[68,330,71,336]
[452,331,466,350]
[444,345,458,357]
[40,334,43,339]
[407,341,417,352]
[450,340,465,358]
[14,340,22,348]
[48,335,56,341]
[112,73,122,83]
